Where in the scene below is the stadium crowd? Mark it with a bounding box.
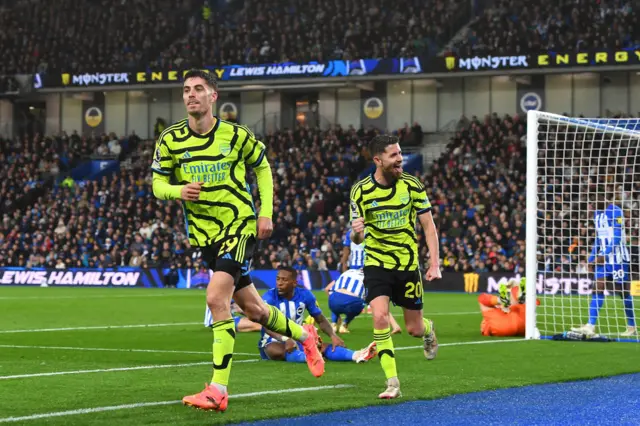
[0,113,533,275]
[0,0,200,75]
[450,0,639,56]
[6,111,640,278]
[423,113,526,274]
[0,131,133,215]
[0,0,472,74]
[167,0,470,68]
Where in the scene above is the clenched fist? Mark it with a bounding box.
[180,182,203,201]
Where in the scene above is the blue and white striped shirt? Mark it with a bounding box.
[589,204,630,266]
[332,269,366,300]
[343,230,365,269]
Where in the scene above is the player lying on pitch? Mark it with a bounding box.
[478,277,534,337]
[260,266,377,364]
[323,269,402,335]
[204,301,262,332]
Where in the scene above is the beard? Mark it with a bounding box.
[382,163,403,182]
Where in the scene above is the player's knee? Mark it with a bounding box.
[206,294,229,315]
[372,311,390,329]
[406,323,424,338]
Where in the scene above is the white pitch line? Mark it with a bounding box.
[361,311,478,317]
[0,293,202,301]
[395,338,527,351]
[0,344,258,357]
[0,322,201,334]
[0,338,528,357]
[0,311,479,334]
[0,359,258,381]
[0,384,354,423]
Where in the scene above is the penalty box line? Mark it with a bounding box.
[0,338,528,360]
[0,344,258,357]
[0,384,354,423]
[0,322,203,334]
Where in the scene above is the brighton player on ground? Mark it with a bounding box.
[323,268,402,335]
[152,69,323,413]
[259,266,377,364]
[572,198,636,337]
[478,278,532,337]
[350,135,440,399]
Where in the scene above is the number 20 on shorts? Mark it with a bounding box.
[405,281,423,299]
[612,269,625,281]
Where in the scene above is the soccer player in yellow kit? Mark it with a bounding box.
[151,69,323,412]
[350,135,441,399]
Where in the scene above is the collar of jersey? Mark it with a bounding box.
[371,171,394,189]
[279,288,296,300]
[186,116,221,138]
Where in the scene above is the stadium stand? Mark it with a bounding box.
[0,125,369,269]
[449,0,640,56]
[167,0,473,68]
[0,0,473,74]
[426,113,526,274]
[0,114,530,274]
[0,134,61,216]
[0,0,200,75]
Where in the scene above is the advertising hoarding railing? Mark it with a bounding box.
[30,49,640,91]
[3,267,638,296]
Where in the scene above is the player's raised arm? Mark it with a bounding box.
[413,179,441,281]
[349,184,365,245]
[242,127,273,240]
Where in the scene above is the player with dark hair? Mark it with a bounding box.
[350,135,441,399]
[572,191,636,337]
[151,69,324,413]
[259,266,377,364]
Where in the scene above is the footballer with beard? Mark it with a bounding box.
[349,135,442,399]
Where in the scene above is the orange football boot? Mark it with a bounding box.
[301,324,325,377]
[182,383,228,412]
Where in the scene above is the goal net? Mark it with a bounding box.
[525,110,640,342]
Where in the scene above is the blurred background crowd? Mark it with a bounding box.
[0,114,532,275]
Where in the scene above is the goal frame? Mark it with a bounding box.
[525,109,538,339]
[525,110,640,340]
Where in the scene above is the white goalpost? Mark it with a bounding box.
[526,110,640,342]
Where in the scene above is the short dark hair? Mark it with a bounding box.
[277,264,297,279]
[183,69,218,91]
[369,135,399,156]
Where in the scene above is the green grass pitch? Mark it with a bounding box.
[0,287,639,425]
